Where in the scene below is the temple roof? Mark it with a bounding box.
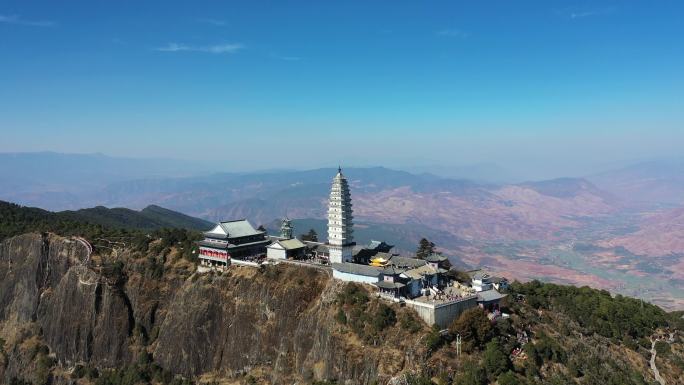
[381,265,406,276]
[477,290,507,303]
[387,255,427,269]
[368,240,394,252]
[375,281,406,289]
[332,262,383,277]
[472,271,490,281]
[205,219,264,239]
[306,243,329,253]
[425,253,448,263]
[402,264,445,279]
[275,239,306,250]
[489,276,507,284]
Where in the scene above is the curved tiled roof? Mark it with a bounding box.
[375,281,406,289]
[332,262,382,277]
[381,265,406,276]
[425,253,448,263]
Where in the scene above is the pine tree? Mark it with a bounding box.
[301,228,318,242]
[416,238,435,259]
[482,340,511,381]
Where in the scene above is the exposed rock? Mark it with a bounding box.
[0,233,133,381]
[152,267,413,384]
[37,265,133,366]
[0,233,79,327]
[0,234,425,384]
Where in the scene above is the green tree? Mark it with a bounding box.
[301,228,318,242]
[399,312,422,333]
[404,373,434,385]
[372,304,397,331]
[449,308,493,352]
[453,361,486,385]
[497,371,520,385]
[482,340,511,381]
[425,324,444,352]
[655,340,671,356]
[416,238,435,259]
[510,280,669,339]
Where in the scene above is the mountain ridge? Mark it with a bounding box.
[0,200,213,240]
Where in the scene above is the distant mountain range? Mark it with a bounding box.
[59,204,214,231]
[0,200,213,240]
[2,152,684,309]
[588,159,684,206]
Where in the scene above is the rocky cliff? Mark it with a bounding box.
[0,233,427,385]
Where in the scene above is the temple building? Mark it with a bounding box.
[375,266,409,298]
[267,238,306,260]
[198,219,270,267]
[327,167,355,263]
[354,240,395,264]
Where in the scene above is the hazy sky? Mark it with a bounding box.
[1,1,682,177]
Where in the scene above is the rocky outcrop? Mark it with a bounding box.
[0,234,135,381]
[152,267,410,384]
[0,233,79,326]
[0,234,424,384]
[37,265,133,366]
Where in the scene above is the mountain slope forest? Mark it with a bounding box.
[0,201,212,240]
[0,202,683,385]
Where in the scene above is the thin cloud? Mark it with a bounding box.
[557,7,615,20]
[0,14,56,27]
[436,28,469,39]
[155,43,243,54]
[196,18,227,26]
[270,53,302,61]
[570,11,599,19]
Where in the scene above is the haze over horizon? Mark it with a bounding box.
[1,0,683,179]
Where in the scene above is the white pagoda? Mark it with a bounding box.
[327,167,355,263]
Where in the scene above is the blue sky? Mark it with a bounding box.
[1,1,682,177]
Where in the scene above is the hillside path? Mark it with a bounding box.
[650,339,666,385]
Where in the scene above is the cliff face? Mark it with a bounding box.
[37,265,134,367]
[0,233,424,384]
[0,234,137,381]
[153,267,420,384]
[0,233,77,326]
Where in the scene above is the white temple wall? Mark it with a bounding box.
[332,269,379,285]
[267,247,287,260]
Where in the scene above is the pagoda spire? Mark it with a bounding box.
[328,168,354,263]
[280,217,293,239]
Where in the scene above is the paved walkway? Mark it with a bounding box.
[74,236,92,264]
[650,339,666,385]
